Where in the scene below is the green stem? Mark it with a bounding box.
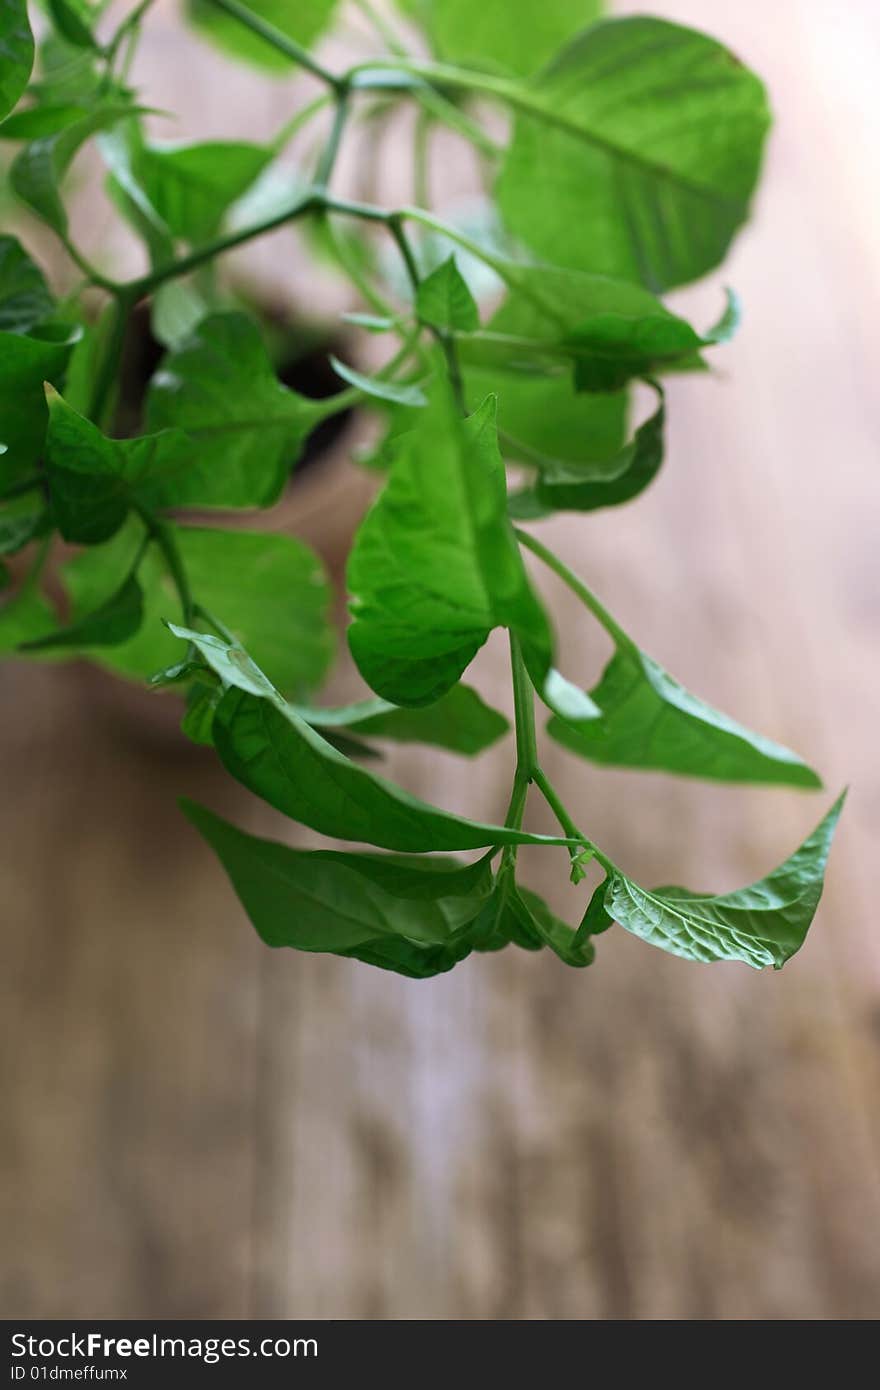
[89,291,133,428]
[205,0,342,89]
[313,88,351,191]
[413,105,432,210]
[515,528,633,651]
[401,206,513,283]
[135,505,194,625]
[509,632,538,777]
[388,213,421,293]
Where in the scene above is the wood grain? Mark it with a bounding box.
[2,0,879,1320]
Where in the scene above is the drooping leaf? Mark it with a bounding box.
[0,324,77,485]
[545,567,822,788]
[600,795,844,968]
[145,312,324,507]
[182,799,494,977]
[186,0,340,71]
[0,0,33,123]
[11,103,136,235]
[347,379,554,706]
[0,236,55,334]
[458,262,713,390]
[293,683,509,755]
[416,255,479,333]
[44,389,193,542]
[20,574,143,650]
[328,355,427,408]
[180,680,220,746]
[169,628,578,851]
[508,387,664,516]
[496,16,771,290]
[414,0,603,77]
[46,0,98,51]
[60,519,335,694]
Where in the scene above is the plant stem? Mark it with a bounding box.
[388,213,421,292]
[205,0,342,89]
[515,528,633,651]
[413,105,432,210]
[88,290,134,428]
[509,632,538,777]
[313,88,351,191]
[134,505,194,625]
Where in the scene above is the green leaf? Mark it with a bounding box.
[496,16,771,290]
[44,390,192,543]
[211,688,580,852]
[171,630,578,851]
[0,325,77,486]
[20,574,143,650]
[182,799,494,976]
[418,0,603,77]
[546,570,821,788]
[342,312,395,333]
[145,312,322,508]
[0,0,33,123]
[328,355,427,408]
[61,520,335,694]
[180,680,220,745]
[601,795,844,968]
[459,263,711,390]
[508,387,665,516]
[0,102,90,140]
[187,0,340,71]
[0,585,56,653]
[47,0,98,51]
[0,236,54,333]
[347,379,553,706]
[104,123,282,245]
[293,683,509,756]
[416,255,479,333]
[11,103,135,236]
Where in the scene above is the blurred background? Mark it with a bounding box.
[2,0,879,1319]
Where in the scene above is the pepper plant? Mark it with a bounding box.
[0,0,843,978]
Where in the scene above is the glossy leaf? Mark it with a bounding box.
[183,799,494,977]
[416,255,479,332]
[414,0,603,77]
[547,575,821,788]
[0,236,54,334]
[11,104,135,235]
[329,355,427,408]
[601,795,844,968]
[347,381,553,706]
[187,0,340,70]
[60,520,335,693]
[0,0,33,123]
[145,312,323,508]
[20,575,143,651]
[294,683,509,756]
[496,16,771,289]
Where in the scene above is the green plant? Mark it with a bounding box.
[0,0,843,978]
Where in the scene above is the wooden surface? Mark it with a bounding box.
[2,0,879,1320]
